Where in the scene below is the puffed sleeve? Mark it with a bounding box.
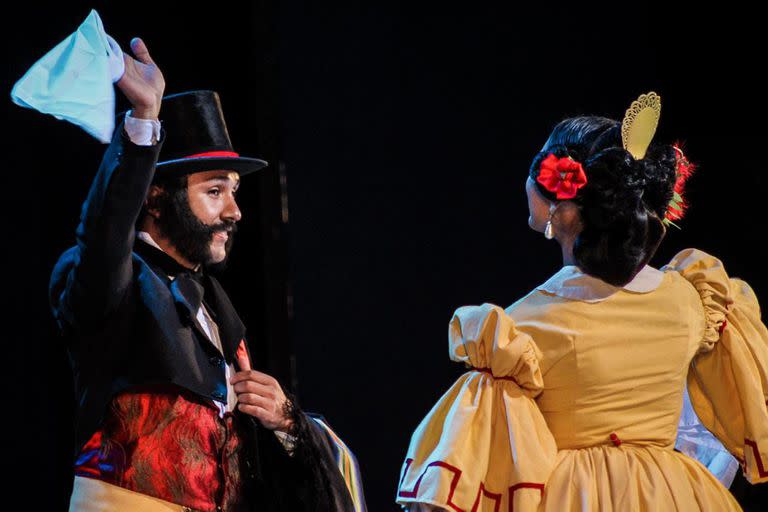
[396,304,557,512]
[663,248,768,484]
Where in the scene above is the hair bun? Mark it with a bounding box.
[632,144,678,217]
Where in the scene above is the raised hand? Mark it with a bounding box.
[116,37,165,120]
[231,351,294,433]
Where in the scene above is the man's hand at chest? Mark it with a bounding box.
[231,351,294,433]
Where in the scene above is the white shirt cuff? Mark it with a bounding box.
[124,109,161,146]
[274,430,297,455]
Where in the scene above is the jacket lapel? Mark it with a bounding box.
[133,236,247,363]
[201,273,247,365]
[169,273,215,347]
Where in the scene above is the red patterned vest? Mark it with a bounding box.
[74,383,250,512]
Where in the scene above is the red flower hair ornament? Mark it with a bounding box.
[662,141,696,229]
[536,152,588,200]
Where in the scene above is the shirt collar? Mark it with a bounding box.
[136,231,202,275]
[536,263,665,303]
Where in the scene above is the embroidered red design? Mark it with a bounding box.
[74,385,247,511]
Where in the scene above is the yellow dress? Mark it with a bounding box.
[396,248,768,511]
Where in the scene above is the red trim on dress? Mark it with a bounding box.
[399,457,545,512]
[471,482,501,512]
[470,367,519,383]
[508,483,545,512]
[744,438,768,478]
[398,458,465,512]
[398,458,414,489]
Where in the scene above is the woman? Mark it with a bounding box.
[396,92,768,511]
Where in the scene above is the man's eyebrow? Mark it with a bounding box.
[207,175,241,188]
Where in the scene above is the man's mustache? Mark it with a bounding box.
[212,222,238,234]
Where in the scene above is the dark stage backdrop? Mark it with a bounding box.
[5,2,767,510]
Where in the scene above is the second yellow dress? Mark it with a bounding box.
[396,248,768,511]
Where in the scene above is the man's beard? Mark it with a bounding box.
[154,185,238,272]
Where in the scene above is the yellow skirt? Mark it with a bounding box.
[541,445,742,511]
[69,476,187,512]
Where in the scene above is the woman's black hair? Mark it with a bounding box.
[529,116,679,287]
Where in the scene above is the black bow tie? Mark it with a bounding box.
[134,238,212,320]
[171,270,206,317]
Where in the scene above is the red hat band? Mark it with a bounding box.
[185,151,241,159]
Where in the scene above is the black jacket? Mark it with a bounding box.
[48,118,357,511]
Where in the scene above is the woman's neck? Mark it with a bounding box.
[559,234,577,267]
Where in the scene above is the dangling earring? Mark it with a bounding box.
[544,203,556,240]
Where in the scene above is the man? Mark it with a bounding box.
[48,37,362,511]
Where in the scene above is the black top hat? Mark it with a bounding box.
[130,90,267,178]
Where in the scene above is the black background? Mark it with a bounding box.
[4,2,767,510]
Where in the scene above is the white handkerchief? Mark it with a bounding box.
[10,9,125,143]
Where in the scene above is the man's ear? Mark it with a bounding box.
[145,184,165,219]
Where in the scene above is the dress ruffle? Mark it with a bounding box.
[397,304,557,512]
[662,248,732,352]
[449,303,544,394]
[662,248,768,484]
